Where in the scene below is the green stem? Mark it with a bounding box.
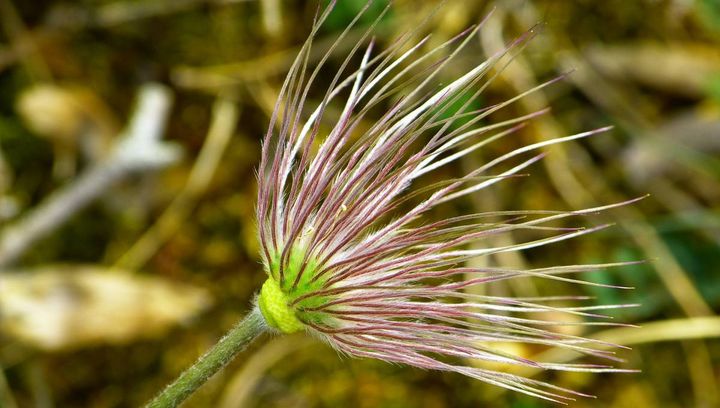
[145,308,266,408]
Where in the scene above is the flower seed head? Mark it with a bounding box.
[255,2,636,403]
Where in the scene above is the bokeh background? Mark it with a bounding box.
[1,0,719,407]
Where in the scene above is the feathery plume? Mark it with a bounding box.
[255,2,635,403]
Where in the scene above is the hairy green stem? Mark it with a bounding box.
[145,308,266,408]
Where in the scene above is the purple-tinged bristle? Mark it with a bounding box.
[255,1,639,402]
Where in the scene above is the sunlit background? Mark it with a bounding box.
[1,0,719,407]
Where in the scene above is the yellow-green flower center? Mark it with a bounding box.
[256,246,330,333]
[258,278,304,333]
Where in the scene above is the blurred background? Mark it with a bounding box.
[1,0,719,407]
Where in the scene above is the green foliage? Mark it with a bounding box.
[704,73,720,103]
[321,0,394,32]
[697,0,720,34]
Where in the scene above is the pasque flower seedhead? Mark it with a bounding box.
[254,2,636,403]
